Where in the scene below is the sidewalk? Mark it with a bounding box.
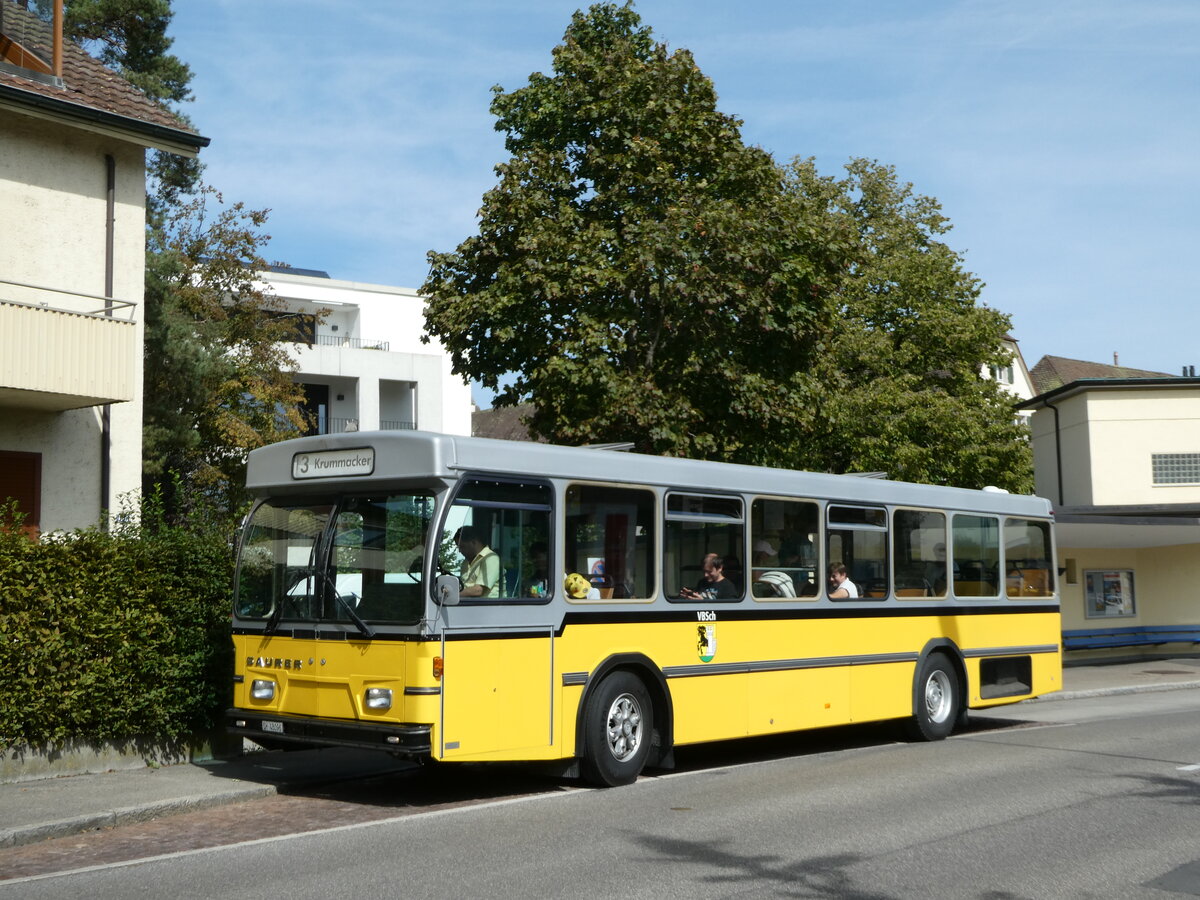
[3,657,1199,850]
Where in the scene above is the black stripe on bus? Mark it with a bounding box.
[233,603,1059,643]
[559,644,1060,686]
[559,603,1058,627]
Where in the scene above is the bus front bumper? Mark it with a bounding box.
[225,709,432,755]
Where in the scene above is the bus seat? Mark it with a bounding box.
[753,571,795,598]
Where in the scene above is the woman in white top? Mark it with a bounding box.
[827,563,859,599]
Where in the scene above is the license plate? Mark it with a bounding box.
[261,720,284,734]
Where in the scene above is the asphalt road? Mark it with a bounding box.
[4,690,1199,899]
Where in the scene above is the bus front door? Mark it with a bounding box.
[438,626,555,760]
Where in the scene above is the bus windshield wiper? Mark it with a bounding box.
[334,590,375,638]
[322,573,375,638]
[266,570,311,636]
[264,599,284,636]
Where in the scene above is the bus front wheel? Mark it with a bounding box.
[582,671,653,787]
[905,654,960,741]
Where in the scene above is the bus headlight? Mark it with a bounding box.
[251,679,276,700]
[365,687,393,710]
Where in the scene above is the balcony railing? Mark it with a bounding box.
[324,417,416,434]
[0,278,137,410]
[314,334,390,351]
[0,278,136,320]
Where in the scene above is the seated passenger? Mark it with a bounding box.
[827,562,859,599]
[680,553,739,600]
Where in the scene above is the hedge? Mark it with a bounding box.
[0,509,235,748]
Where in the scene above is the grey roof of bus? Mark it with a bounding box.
[248,430,1051,515]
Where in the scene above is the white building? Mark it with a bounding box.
[982,334,1036,421]
[0,1,206,534]
[259,268,472,437]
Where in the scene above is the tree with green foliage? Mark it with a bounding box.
[783,158,1033,491]
[425,2,1031,491]
[143,188,310,519]
[423,2,848,463]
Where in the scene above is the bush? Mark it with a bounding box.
[0,500,235,748]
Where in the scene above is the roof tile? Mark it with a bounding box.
[0,1,199,140]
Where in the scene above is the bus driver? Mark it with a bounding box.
[454,526,500,598]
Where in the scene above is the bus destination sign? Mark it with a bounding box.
[292,447,375,479]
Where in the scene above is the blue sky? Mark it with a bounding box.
[170,1,1200,404]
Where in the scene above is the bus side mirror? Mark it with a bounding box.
[436,574,461,606]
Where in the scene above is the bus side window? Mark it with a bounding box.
[826,505,888,600]
[665,493,745,602]
[951,514,1000,597]
[750,497,819,599]
[1004,518,1054,598]
[565,484,655,599]
[440,478,553,602]
[893,509,947,598]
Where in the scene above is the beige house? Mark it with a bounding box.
[0,1,206,533]
[1019,357,1200,657]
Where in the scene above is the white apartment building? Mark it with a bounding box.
[259,268,472,438]
[0,1,206,534]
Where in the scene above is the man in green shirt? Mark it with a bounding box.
[455,526,500,598]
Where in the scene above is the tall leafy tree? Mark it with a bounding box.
[423,2,847,463]
[143,188,309,518]
[785,158,1032,491]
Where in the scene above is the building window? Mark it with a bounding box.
[1151,452,1200,485]
[989,364,1014,385]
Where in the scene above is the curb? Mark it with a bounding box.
[0,783,278,850]
[1030,680,1200,703]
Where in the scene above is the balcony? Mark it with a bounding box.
[322,417,416,435]
[314,334,390,351]
[0,279,137,412]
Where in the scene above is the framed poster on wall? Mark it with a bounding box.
[1084,569,1136,618]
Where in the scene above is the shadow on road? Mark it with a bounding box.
[208,714,1035,810]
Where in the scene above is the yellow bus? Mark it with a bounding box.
[226,431,1060,786]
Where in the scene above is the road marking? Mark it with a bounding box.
[1177,764,1200,772]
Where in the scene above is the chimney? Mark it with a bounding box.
[53,0,62,78]
[1113,351,1119,366]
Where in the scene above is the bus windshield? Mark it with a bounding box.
[235,492,436,626]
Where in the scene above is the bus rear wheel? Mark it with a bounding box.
[581,671,653,787]
[905,654,960,741]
